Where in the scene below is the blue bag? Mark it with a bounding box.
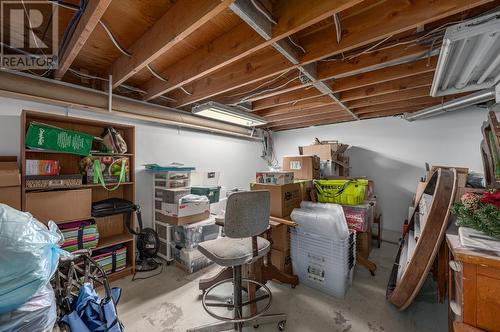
[0,204,67,314]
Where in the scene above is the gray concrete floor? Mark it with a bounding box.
[113,242,447,332]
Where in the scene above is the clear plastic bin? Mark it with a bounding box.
[173,216,220,249]
[171,245,213,273]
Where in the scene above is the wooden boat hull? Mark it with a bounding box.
[386,168,457,310]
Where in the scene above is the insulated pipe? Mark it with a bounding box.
[404,88,495,121]
[0,69,258,139]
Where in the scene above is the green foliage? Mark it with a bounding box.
[452,203,500,239]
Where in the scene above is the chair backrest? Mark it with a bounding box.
[224,190,270,238]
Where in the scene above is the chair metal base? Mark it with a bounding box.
[189,266,287,332]
[186,313,287,332]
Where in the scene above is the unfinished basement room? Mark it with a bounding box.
[1,0,500,331]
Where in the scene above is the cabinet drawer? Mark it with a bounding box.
[25,189,92,223]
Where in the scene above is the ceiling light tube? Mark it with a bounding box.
[192,101,268,127]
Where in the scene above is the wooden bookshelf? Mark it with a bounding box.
[20,110,136,280]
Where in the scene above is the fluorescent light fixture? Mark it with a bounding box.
[192,101,267,127]
[431,11,500,97]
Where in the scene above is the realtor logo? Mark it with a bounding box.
[1,1,58,70]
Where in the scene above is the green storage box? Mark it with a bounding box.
[25,122,93,156]
[191,186,220,204]
[314,179,368,205]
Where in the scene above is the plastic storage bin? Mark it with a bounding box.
[173,216,220,249]
[154,172,190,189]
[314,179,368,205]
[291,230,356,299]
[171,245,213,273]
[190,186,221,204]
[342,204,374,232]
[190,171,220,187]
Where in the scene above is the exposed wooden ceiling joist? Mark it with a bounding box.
[268,115,353,131]
[340,72,434,102]
[141,0,363,101]
[256,95,335,117]
[264,104,345,122]
[357,105,440,119]
[252,88,321,111]
[109,0,232,88]
[353,97,444,115]
[346,86,432,108]
[167,0,490,107]
[266,111,351,127]
[55,0,113,80]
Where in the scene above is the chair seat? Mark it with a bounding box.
[198,237,270,267]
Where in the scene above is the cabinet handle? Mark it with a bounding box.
[449,260,462,272]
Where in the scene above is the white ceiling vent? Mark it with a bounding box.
[431,11,500,97]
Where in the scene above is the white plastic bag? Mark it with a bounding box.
[0,283,57,332]
[0,204,66,314]
[291,202,349,240]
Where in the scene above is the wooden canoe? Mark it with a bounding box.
[386,168,457,310]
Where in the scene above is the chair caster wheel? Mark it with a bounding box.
[291,285,296,289]
[253,324,259,329]
[166,261,171,266]
[278,320,286,331]
[370,270,375,276]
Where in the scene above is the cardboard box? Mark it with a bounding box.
[25,188,92,223]
[0,157,21,210]
[271,249,292,274]
[155,210,210,226]
[299,143,349,160]
[256,171,294,185]
[158,201,210,225]
[250,183,301,218]
[283,155,320,180]
[155,188,191,204]
[270,224,290,251]
[296,180,313,201]
[26,160,60,176]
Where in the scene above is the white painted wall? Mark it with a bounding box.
[0,96,267,227]
[273,107,489,239]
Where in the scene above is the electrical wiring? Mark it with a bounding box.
[98,20,132,57]
[224,69,294,99]
[146,64,168,82]
[344,34,393,61]
[180,86,193,95]
[288,36,306,53]
[240,75,301,102]
[334,13,342,44]
[47,0,79,11]
[250,0,277,25]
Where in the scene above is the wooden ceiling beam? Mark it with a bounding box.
[268,116,353,131]
[300,0,493,64]
[168,0,491,106]
[54,0,113,80]
[141,0,363,101]
[358,104,440,119]
[110,0,232,88]
[267,111,350,127]
[251,54,437,110]
[256,95,334,116]
[353,97,442,115]
[331,57,437,93]
[264,104,344,122]
[346,86,432,108]
[340,72,434,102]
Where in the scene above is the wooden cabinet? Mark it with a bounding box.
[447,230,500,332]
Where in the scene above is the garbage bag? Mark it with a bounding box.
[0,203,67,314]
[0,283,57,332]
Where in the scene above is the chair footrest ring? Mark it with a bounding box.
[201,278,273,323]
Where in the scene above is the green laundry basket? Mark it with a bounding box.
[314,179,368,205]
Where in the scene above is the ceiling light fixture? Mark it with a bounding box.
[192,101,268,127]
[431,11,500,97]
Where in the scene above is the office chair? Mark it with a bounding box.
[188,191,287,332]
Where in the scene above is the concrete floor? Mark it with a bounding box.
[113,243,447,332]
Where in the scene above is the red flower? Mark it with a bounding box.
[480,191,500,208]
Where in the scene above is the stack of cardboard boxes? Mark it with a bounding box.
[0,157,21,210]
[252,155,321,273]
[299,141,349,177]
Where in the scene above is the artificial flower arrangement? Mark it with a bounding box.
[451,190,500,239]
